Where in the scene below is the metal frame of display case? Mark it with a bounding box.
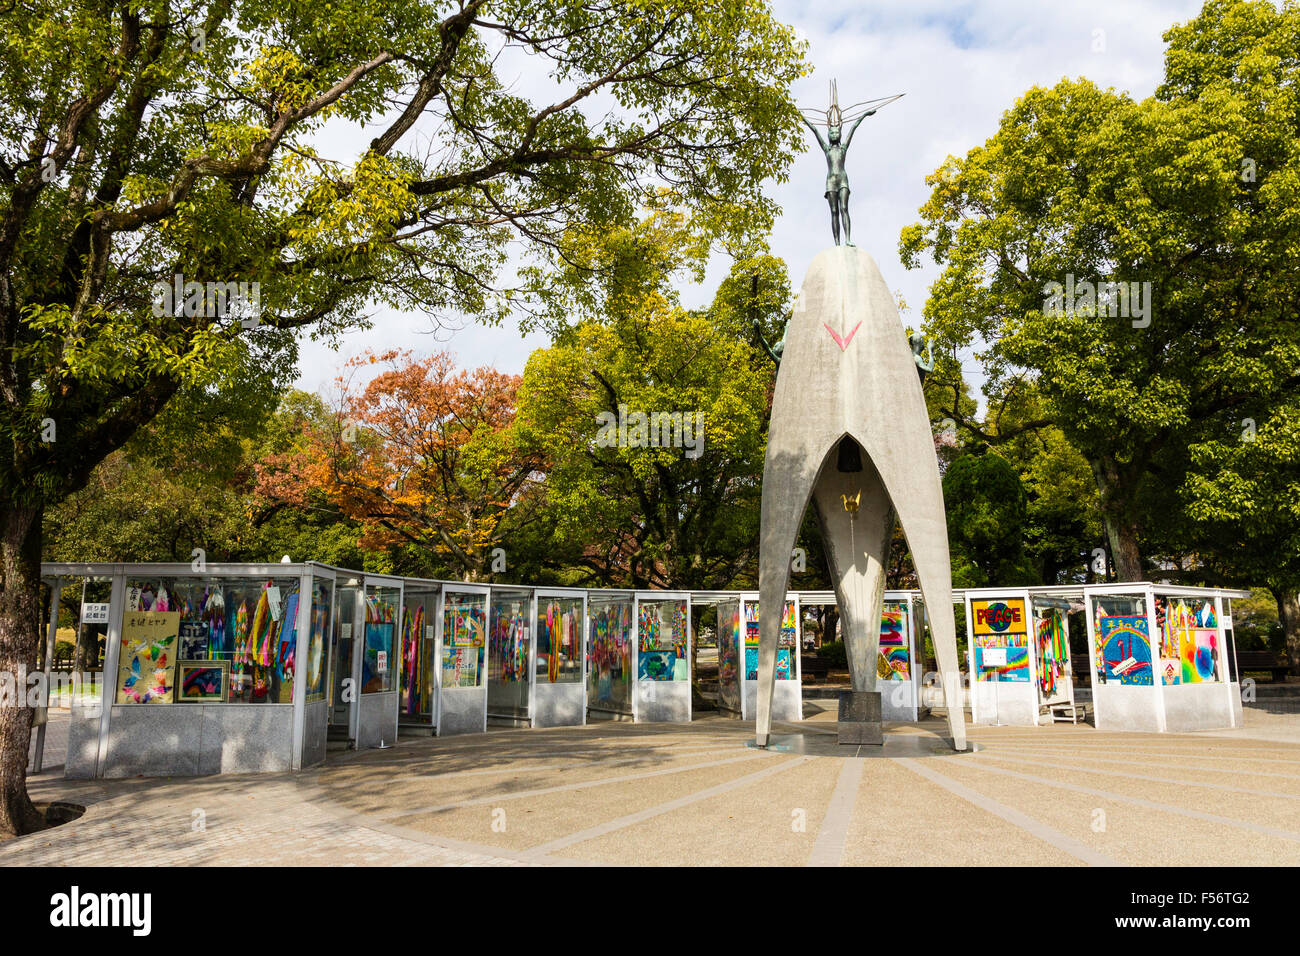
[1084,583,1246,733]
[485,585,535,727]
[297,562,338,767]
[437,582,490,736]
[355,573,405,749]
[633,590,693,723]
[878,591,919,721]
[963,587,1037,727]
[327,570,364,745]
[738,591,802,723]
[705,594,743,718]
[585,590,636,721]
[42,561,319,778]
[531,587,588,727]
[396,578,442,734]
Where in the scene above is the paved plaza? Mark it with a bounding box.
[6,706,1300,866]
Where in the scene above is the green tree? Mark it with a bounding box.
[900,0,1300,583]
[1180,399,1300,667]
[514,212,786,589]
[46,389,375,566]
[941,451,1036,587]
[0,0,807,833]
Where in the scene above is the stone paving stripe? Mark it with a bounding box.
[406,746,741,782]
[982,748,1300,782]
[959,758,1300,843]
[520,756,813,858]
[973,740,1300,762]
[806,757,863,867]
[298,786,588,866]
[988,744,1300,767]
[373,751,771,820]
[892,758,1123,867]
[977,752,1300,800]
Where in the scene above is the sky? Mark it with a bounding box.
[291,0,1208,397]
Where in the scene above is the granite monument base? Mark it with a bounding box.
[838,690,883,745]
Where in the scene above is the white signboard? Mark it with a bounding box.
[982,648,1007,667]
[377,651,388,674]
[81,603,110,625]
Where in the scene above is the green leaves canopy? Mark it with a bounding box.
[900,0,1300,579]
[0,0,808,512]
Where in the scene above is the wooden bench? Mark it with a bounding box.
[1235,651,1291,683]
[801,657,831,683]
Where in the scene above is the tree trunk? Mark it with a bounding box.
[0,504,46,835]
[1103,515,1143,581]
[1273,588,1300,674]
[823,606,838,648]
[1090,456,1144,581]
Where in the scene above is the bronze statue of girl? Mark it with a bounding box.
[800,83,903,246]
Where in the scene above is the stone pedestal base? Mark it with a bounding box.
[838,690,883,746]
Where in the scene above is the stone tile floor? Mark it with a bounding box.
[6,711,1300,866]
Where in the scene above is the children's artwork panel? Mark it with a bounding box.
[1095,614,1153,686]
[177,660,229,702]
[876,601,910,681]
[970,598,1029,683]
[741,600,798,679]
[637,600,688,682]
[116,610,181,704]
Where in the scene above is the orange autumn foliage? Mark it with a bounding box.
[258,349,543,578]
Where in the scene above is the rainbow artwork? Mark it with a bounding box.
[877,646,910,681]
[180,662,226,701]
[1096,615,1153,686]
[876,602,910,681]
[977,646,1030,682]
[1036,608,1068,697]
[1159,598,1218,684]
[1181,628,1219,684]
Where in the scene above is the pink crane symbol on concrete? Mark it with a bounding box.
[824,321,862,351]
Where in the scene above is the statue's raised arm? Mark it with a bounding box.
[841,109,873,151]
[801,114,829,154]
